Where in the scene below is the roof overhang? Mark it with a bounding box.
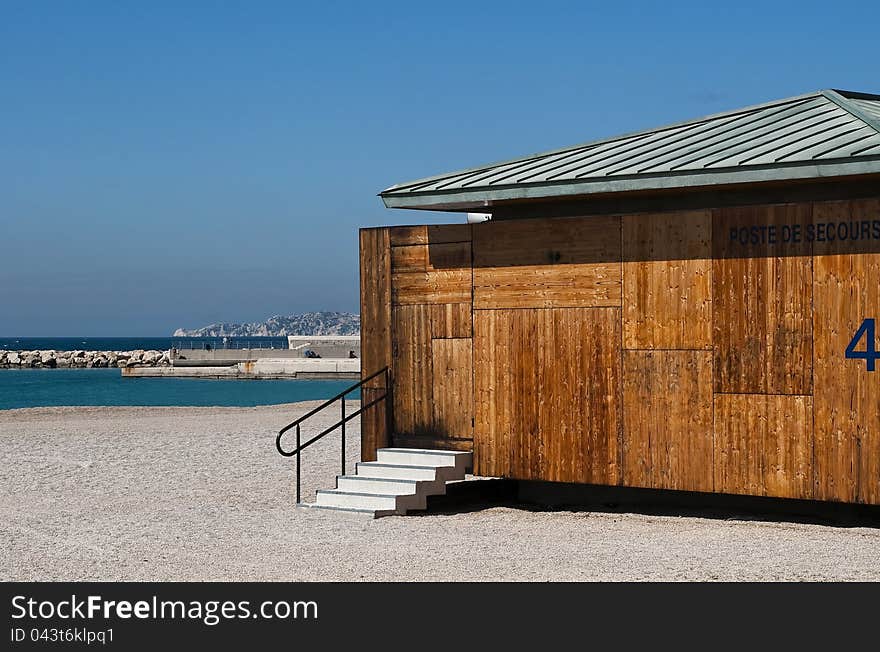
[380,89,880,213]
[381,156,880,212]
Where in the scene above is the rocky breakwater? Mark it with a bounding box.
[0,350,172,369]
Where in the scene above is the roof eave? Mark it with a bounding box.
[380,158,880,212]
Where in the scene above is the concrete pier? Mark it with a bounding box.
[123,358,360,380]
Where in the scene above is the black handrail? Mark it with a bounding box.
[276,366,391,503]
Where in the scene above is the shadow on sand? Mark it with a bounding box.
[420,478,880,529]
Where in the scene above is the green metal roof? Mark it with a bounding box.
[380,89,880,211]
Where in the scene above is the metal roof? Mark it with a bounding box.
[380,89,880,211]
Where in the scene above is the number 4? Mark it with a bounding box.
[845,318,878,371]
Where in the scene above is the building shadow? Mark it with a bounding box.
[422,479,880,529]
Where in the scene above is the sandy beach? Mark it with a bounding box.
[2,402,879,582]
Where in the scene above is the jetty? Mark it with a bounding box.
[122,335,360,380]
[123,358,359,380]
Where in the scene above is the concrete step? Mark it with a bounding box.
[315,489,426,513]
[302,449,474,517]
[297,503,395,519]
[356,461,455,482]
[376,448,472,473]
[336,475,421,495]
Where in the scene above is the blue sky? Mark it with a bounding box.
[1,1,876,335]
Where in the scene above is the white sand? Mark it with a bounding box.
[1,402,878,581]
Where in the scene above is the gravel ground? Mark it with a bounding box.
[2,403,879,581]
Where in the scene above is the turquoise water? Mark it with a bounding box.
[0,369,357,410]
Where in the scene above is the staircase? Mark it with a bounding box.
[276,367,472,518]
[303,448,473,518]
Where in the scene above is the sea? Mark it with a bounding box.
[0,337,357,410]
[0,336,290,352]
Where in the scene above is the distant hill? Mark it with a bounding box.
[172,312,360,337]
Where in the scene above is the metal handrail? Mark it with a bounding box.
[276,366,391,503]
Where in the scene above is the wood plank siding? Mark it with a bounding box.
[358,228,392,460]
[360,195,880,505]
[622,210,712,350]
[622,350,714,492]
[391,241,472,305]
[474,307,620,483]
[472,215,622,309]
[365,223,475,456]
[713,394,813,499]
[712,205,814,395]
[812,199,880,504]
[431,338,474,440]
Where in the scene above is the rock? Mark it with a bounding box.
[0,348,184,369]
[142,350,161,364]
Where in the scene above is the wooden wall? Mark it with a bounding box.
[359,228,392,460]
[360,196,880,505]
[360,225,475,459]
[812,199,880,504]
[474,307,620,484]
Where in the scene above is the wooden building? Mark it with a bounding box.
[361,89,880,505]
